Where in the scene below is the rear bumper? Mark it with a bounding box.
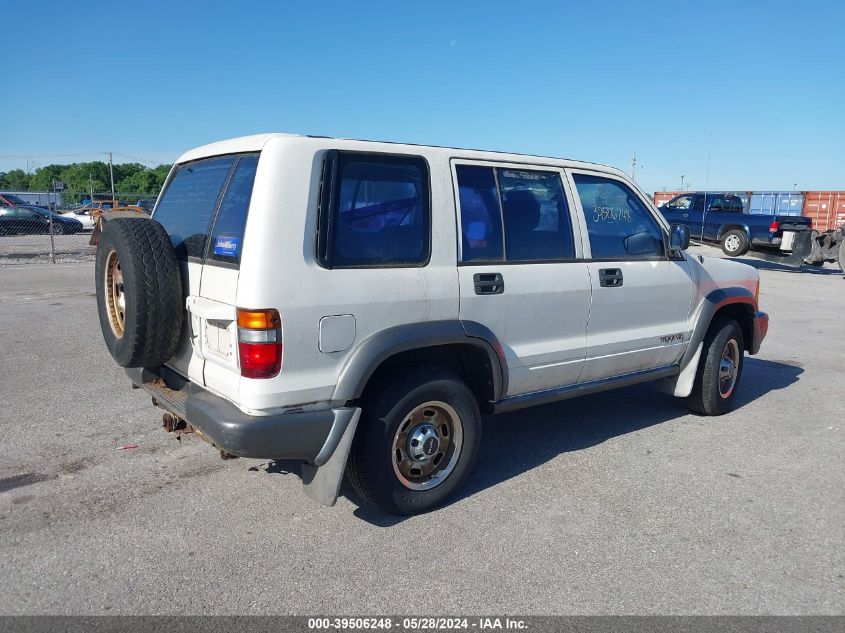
[125,366,359,465]
[751,311,769,355]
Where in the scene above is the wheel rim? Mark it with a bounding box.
[104,249,126,338]
[391,400,464,491]
[725,235,741,252]
[719,339,740,398]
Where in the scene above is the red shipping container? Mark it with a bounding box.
[802,191,845,233]
[653,191,684,207]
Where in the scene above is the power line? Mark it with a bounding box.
[0,151,171,165]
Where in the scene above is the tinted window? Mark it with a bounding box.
[154,156,235,259]
[208,155,259,265]
[456,165,574,262]
[708,195,726,211]
[573,174,664,259]
[455,165,504,262]
[327,154,429,267]
[725,196,743,212]
[497,168,573,261]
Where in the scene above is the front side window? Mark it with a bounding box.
[572,174,665,260]
[455,165,574,263]
[323,153,430,267]
[664,195,694,211]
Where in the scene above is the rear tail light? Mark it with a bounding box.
[237,308,282,379]
[769,220,780,233]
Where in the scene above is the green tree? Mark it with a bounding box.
[0,169,32,190]
[29,165,65,191]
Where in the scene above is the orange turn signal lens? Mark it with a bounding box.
[237,308,280,330]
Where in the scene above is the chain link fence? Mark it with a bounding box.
[0,190,158,264]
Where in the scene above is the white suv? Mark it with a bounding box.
[94,133,768,515]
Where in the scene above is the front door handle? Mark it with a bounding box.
[599,268,623,288]
[474,272,504,295]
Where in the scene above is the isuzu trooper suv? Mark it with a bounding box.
[95,133,768,515]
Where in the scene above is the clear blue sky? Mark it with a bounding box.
[2,0,843,194]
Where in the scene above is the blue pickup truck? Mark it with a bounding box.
[658,192,812,257]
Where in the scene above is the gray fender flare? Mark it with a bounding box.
[331,319,507,403]
[670,288,757,398]
[303,321,507,507]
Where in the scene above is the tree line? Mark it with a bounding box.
[0,162,172,199]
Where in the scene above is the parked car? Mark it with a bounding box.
[0,193,30,206]
[658,192,812,256]
[94,134,768,516]
[60,208,95,231]
[0,205,84,235]
[135,198,157,212]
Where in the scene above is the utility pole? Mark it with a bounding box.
[108,152,116,201]
[89,174,94,206]
[631,151,638,181]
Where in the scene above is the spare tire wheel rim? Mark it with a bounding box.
[104,249,126,338]
[392,400,464,491]
[725,234,741,252]
[719,338,740,398]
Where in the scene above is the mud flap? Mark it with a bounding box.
[301,409,361,507]
[746,230,812,268]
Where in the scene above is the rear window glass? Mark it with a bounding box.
[154,156,236,259]
[208,155,259,265]
[323,153,430,268]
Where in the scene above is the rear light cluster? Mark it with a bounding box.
[236,308,282,379]
[769,220,780,233]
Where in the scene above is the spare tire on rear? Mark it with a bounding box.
[95,218,183,367]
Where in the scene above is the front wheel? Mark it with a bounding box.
[721,230,749,256]
[347,366,481,515]
[51,223,65,235]
[686,318,745,416]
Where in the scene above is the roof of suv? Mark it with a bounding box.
[175,133,629,182]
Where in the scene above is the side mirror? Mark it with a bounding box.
[669,224,690,251]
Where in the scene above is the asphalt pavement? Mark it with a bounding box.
[0,247,842,615]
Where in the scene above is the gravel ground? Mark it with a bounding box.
[0,246,842,615]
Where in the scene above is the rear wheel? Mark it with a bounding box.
[51,223,65,235]
[347,366,481,515]
[720,230,749,257]
[686,318,745,416]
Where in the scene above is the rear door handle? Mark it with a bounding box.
[473,272,504,295]
[599,268,623,288]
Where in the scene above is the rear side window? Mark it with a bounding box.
[572,174,664,260]
[319,152,430,268]
[455,165,574,263]
[725,196,743,212]
[154,153,258,264]
[208,155,259,265]
[154,156,235,259]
